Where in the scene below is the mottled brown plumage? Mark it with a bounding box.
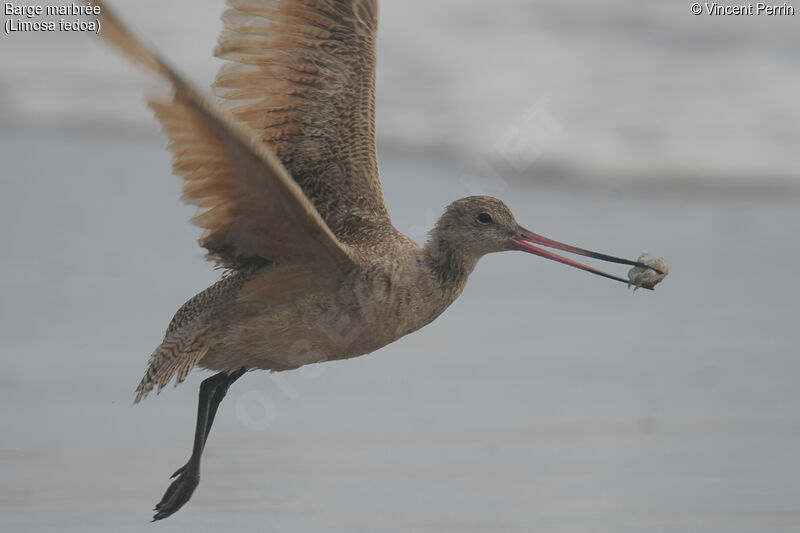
[92,0,658,520]
[213,0,387,238]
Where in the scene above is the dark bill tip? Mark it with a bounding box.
[511,225,658,288]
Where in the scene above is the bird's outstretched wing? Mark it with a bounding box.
[213,0,389,238]
[94,1,354,271]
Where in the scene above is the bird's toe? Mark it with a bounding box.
[170,463,188,479]
[152,467,199,520]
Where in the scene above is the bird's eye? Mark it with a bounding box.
[477,212,493,224]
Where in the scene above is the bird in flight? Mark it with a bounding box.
[92,0,662,521]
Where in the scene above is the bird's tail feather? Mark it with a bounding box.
[134,330,209,404]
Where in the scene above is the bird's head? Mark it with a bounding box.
[427,195,660,286]
[429,196,518,257]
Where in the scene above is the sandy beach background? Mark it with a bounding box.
[1,1,799,531]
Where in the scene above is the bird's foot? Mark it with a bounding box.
[152,462,199,521]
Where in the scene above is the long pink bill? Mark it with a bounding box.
[510,225,662,288]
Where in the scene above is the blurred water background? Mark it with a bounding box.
[1,1,799,531]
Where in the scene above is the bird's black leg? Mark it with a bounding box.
[152,367,247,521]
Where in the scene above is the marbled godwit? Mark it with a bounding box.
[93,0,663,520]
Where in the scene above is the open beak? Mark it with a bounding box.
[510,225,663,288]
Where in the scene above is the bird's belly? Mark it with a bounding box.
[197,292,405,373]
[195,262,450,374]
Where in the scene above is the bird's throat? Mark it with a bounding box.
[423,240,478,295]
